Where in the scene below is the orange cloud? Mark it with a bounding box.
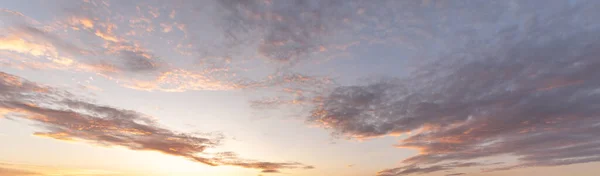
[0,35,58,57]
[69,17,95,29]
[123,69,237,92]
[94,30,120,42]
[0,72,313,173]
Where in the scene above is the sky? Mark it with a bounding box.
[0,0,599,176]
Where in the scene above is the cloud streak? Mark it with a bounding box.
[0,167,40,176]
[0,71,312,173]
[0,23,237,91]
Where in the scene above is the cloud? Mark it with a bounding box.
[304,1,600,175]
[2,1,599,175]
[5,0,509,94]
[0,35,58,57]
[68,16,94,29]
[445,173,466,176]
[245,72,333,114]
[94,30,120,43]
[0,71,312,173]
[0,19,235,91]
[2,3,244,92]
[214,0,547,66]
[378,162,480,176]
[109,50,161,73]
[0,26,81,68]
[122,69,238,92]
[17,25,90,55]
[0,166,40,176]
[214,0,360,64]
[5,0,564,95]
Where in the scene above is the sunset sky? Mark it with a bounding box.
[1,0,600,176]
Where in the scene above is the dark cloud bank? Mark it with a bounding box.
[302,1,600,176]
[0,72,312,173]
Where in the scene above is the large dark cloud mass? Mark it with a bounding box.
[0,72,312,173]
[306,1,600,175]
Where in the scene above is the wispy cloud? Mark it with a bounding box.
[0,2,243,92]
[0,72,312,173]
[378,162,481,176]
[0,166,40,176]
[0,23,236,91]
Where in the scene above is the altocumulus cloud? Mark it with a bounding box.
[0,72,312,173]
[306,1,600,175]
[0,1,342,92]
[215,0,359,64]
[0,6,238,92]
[2,0,524,93]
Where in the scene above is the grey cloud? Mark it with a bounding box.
[304,1,600,175]
[17,25,91,55]
[242,72,332,89]
[3,24,162,74]
[245,72,333,113]
[0,18,233,91]
[114,50,162,72]
[260,169,279,173]
[215,0,357,63]
[378,165,446,176]
[213,0,568,65]
[445,173,466,176]
[0,71,312,173]
[378,162,479,176]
